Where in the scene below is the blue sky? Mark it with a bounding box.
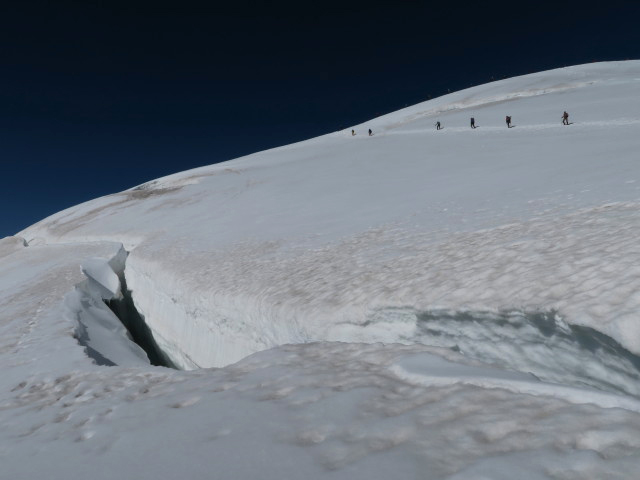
[2,1,640,237]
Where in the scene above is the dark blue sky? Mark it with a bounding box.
[2,1,639,237]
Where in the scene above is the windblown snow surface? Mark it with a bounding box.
[3,61,640,479]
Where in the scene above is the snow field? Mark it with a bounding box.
[3,61,640,477]
[20,63,640,371]
[4,342,640,479]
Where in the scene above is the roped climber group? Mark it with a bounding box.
[351,111,570,136]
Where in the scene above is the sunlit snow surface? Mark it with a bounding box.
[3,62,640,478]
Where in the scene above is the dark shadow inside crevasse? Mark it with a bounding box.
[106,272,177,369]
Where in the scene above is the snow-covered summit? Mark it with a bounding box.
[3,61,640,478]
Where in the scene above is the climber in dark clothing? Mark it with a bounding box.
[562,111,569,125]
[436,121,441,130]
[368,129,373,136]
[470,117,476,129]
[506,115,512,128]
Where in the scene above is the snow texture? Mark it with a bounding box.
[2,61,640,478]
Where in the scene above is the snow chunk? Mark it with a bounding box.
[81,256,122,300]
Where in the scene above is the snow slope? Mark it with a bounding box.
[2,61,640,478]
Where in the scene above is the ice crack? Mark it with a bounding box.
[70,245,175,368]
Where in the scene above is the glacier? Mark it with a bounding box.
[2,61,640,478]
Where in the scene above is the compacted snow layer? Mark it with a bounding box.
[3,343,640,480]
[3,61,640,477]
[123,201,640,369]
